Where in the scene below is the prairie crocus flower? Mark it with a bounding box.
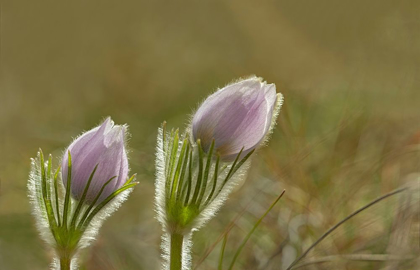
[62,117,129,204]
[28,117,137,270]
[192,76,282,161]
[155,76,283,270]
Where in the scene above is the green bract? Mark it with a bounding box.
[155,123,254,270]
[159,124,253,233]
[28,150,137,270]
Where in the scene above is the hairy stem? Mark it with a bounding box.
[59,253,72,270]
[170,232,184,270]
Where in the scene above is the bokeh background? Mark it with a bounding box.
[1,0,419,269]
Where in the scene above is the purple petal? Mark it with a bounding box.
[192,77,277,160]
[61,118,129,204]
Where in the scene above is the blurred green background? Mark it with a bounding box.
[1,0,419,269]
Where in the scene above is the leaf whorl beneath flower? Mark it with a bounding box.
[155,124,254,235]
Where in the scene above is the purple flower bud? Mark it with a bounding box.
[61,117,129,204]
[192,76,282,161]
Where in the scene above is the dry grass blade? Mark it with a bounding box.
[286,187,407,270]
[291,254,416,269]
[228,189,286,270]
[193,199,254,269]
[218,233,228,270]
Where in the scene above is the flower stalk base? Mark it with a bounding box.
[170,232,184,270]
[59,254,72,270]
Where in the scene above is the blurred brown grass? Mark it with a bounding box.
[0,0,419,269]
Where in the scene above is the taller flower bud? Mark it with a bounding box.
[192,76,282,161]
[61,117,129,204]
[155,76,283,270]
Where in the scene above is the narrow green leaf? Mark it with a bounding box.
[228,190,285,270]
[229,149,255,177]
[224,148,243,181]
[47,155,52,192]
[46,155,55,219]
[162,121,167,146]
[191,140,204,205]
[217,149,254,200]
[204,155,220,206]
[80,182,138,231]
[53,165,61,226]
[176,143,190,202]
[170,138,188,200]
[40,150,47,199]
[70,164,98,229]
[197,139,215,206]
[215,147,244,199]
[183,151,193,206]
[39,150,58,233]
[166,129,179,199]
[169,129,180,180]
[76,176,116,230]
[62,151,73,228]
[164,128,174,179]
[125,174,137,185]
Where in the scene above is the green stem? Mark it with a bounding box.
[170,232,184,270]
[59,253,72,270]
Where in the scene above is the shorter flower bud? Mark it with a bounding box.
[61,117,129,204]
